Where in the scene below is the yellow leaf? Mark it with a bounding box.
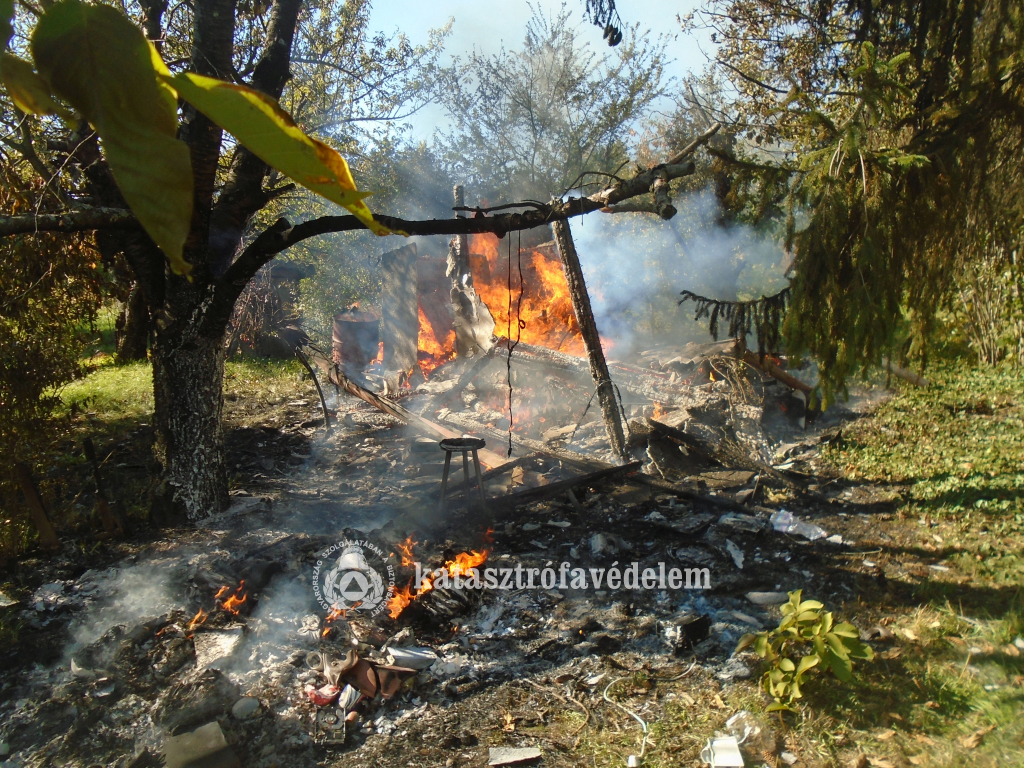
[31,0,193,276]
[166,71,392,236]
[0,53,72,118]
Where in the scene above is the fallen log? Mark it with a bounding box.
[489,461,642,511]
[326,367,510,469]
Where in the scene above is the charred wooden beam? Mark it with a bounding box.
[627,473,767,514]
[490,461,642,511]
[742,350,814,395]
[326,366,509,469]
[551,219,629,463]
[438,411,605,471]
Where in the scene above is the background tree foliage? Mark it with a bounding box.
[687,0,1024,401]
[438,5,670,203]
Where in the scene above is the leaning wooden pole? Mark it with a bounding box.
[550,219,629,462]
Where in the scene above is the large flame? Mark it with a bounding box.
[417,307,455,377]
[467,235,586,355]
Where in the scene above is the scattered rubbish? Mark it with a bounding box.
[663,613,712,654]
[193,628,244,670]
[725,540,744,569]
[231,697,260,719]
[338,684,362,710]
[717,513,763,534]
[826,534,844,545]
[306,684,340,706]
[1014,636,1024,651]
[780,751,798,765]
[627,755,640,767]
[386,647,438,670]
[700,736,744,767]
[726,710,776,756]
[487,746,543,765]
[770,510,827,540]
[0,591,16,609]
[522,523,541,531]
[163,721,240,768]
[745,591,788,606]
[929,564,951,572]
[590,533,617,557]
[546,520,571,528]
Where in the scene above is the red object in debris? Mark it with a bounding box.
[305,684,341,706]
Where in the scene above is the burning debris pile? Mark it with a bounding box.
[0,195,889,768]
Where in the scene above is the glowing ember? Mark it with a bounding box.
[468,235,585,355]
[186,608,208,631]
[217,581,247,615]
[417,307,455,376]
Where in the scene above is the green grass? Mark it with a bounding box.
[58,360,154,422]
[825,361,1024,518]
[810,359,1024,766]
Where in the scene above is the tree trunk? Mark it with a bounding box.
[550,219,629,463]
[115,282,150,363]
[150,328,229,523]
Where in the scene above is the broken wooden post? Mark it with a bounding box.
[381,243,421,393]
[448,184,495,358]
[14,462,59,549]
[550,219,629,462]
[83,438,124,535]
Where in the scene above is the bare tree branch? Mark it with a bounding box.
[0,207,137,237]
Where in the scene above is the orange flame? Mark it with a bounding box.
[388,582,415,619]
[385,548,490,619]
[186,608,208,631]
[395,536,418,568]
[322,606,346,636]
[417,307,455,376]
[468,235,586,355]
[217,581,247,615]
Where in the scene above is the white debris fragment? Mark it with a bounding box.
[488,746,542,765]
[725,540,744,569]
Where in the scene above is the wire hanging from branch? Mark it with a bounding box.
[505,226,526,457]
[678,286,791,354]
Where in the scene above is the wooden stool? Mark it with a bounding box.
[438,437,487,511]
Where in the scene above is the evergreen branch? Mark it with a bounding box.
[679,286,792,355]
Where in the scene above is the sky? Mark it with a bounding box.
[368,0,712,139]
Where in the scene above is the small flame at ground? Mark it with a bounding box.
[186,608,207,632]
[395,536,418,567]
[216,581,247,615]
